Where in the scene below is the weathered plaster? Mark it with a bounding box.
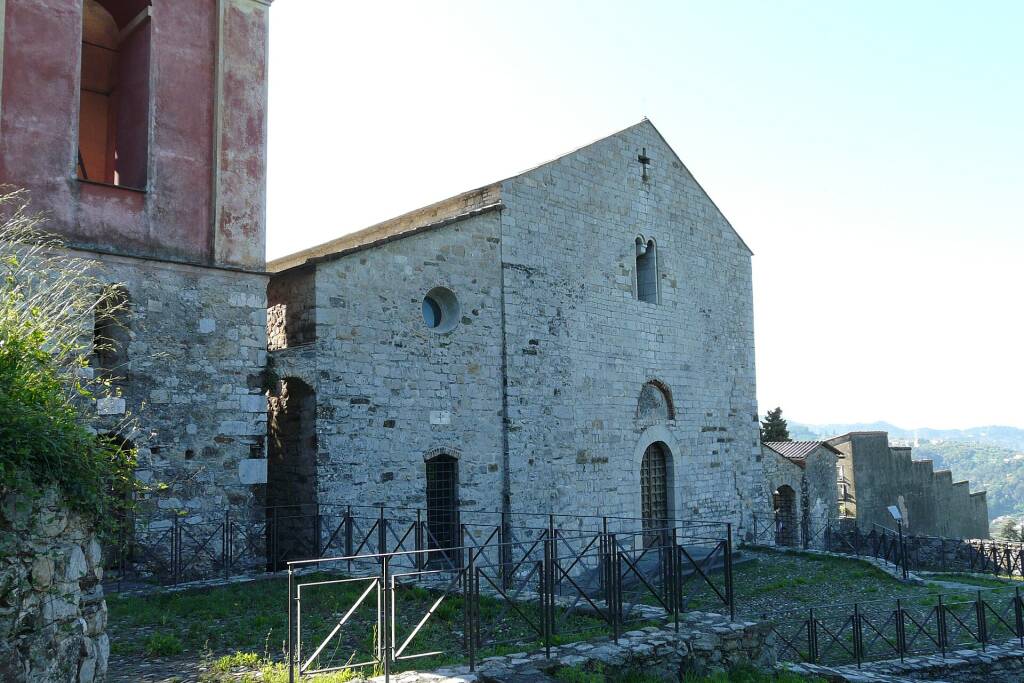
[0,0,264,269]
[213,0,270,268]
[0,0,7,127]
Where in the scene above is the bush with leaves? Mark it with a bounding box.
[0,188,137,525]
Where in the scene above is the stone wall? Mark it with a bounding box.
[0,490,108,682]
[274,211,507,522]
[267,264,315,350]
[828,432,989,539]
[804,447,840,543]
[787,641,1024,682]
[79,249,269,528]
[375,613,774,683]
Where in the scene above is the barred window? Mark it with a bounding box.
[426,453,459,566]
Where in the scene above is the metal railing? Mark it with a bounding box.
[285,519,734,682]
[103,504,734,594]
[748,517,1024,580]
[762,586,1024,668]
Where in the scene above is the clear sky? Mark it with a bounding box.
[266,1,1023,430]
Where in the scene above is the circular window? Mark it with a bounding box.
[421,287,460,333]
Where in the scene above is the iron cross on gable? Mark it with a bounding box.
[637,148,651,181]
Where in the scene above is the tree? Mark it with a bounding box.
[998,518,1022,543]
[761,407,791,442]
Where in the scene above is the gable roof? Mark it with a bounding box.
[268,118,752,272]
[765,441,844,468]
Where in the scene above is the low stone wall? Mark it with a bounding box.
[360,612,774,682]
[0,490,108,682]
[786,640,1024,682]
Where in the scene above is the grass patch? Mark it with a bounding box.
[211,651,261,672]
[924,572,1022,588]
[675,549,982,618]
[109,571,613,677]
[551,663,823,683]
[683,666,824,682]
[143,632,184,657]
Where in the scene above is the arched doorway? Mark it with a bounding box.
[266,378,318,569]
[425,453,459,567]
[772,485,798,547]
[641,442,672,547]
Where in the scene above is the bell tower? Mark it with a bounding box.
[0,0,272,270]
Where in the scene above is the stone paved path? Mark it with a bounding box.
[108,654,208,682]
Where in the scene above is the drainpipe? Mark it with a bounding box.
[498,211,512,577]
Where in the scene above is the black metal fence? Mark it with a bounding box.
[749,516,1024,579]
[103,504,736,596]
[762,586,1024,668]
[285,519,735,682]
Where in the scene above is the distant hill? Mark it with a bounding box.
[790,420,1024,520]
[912,441,1024,519]
[791,421,1024,452]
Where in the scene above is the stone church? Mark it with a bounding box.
[266,120,765,536]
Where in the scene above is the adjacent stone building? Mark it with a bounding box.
[828,432,989,538]
[762,441,841,547]
[267,120,767,541]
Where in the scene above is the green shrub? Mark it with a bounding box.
[144,632,184,657]
[0,188,137,524]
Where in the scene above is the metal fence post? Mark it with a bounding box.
[896,598,906,662]
[1015,587,1023,648]
[272,509,280,573]
[314,511,322,559]
[501,509,513,590]
[415,508,424,572]
[670,527,680,632]
[466,549,477,671]
[222,510,230,579]
[938,595,947,658]
[976,590,988,650]
[807,608,817,663]
[853,603,863,668]
[381,553,391,683]
[378,507,387,556]
[345,505,353,558]
[288,566,296,683]
[725,522,735,621]
[609,532,620,644]
[172,515,180,585]
[542,534,552,658]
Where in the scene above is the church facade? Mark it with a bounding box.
[267,121,767,539]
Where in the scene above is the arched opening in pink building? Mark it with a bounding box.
[78,0,151,189]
